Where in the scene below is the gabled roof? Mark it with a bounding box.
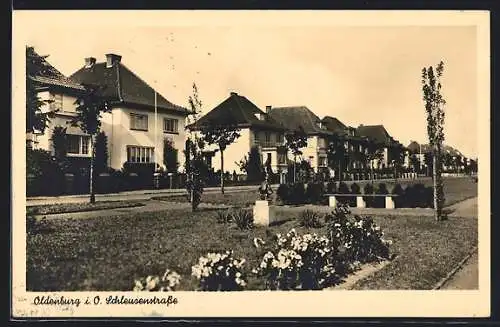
[268,106,333,136]
[407,141,462,156]
[356,124,395,145]
[70,59,189,115]
[321,116,348,135]
[28,49,86,91]
[188,92,285,131]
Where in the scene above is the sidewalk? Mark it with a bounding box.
[440,252,478,290]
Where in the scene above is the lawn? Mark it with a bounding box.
[152,177,477,208]
[26,204,477,291]
[26,200,145,215]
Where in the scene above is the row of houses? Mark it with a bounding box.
[27,50,472,184]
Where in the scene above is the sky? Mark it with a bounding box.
[19,12,480,158]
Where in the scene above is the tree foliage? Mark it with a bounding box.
[26,46,55,133]
[51,126,67,163]
[94,131,108,174]
[70,84,111,203]
[237,146,264,182]
[200,114,241,194]
[163,138,179,173]
[422,61,446,221]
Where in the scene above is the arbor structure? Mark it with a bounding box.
[422,61,446,221]
[70,84,110,203]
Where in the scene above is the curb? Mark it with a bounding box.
[432,245,478,290]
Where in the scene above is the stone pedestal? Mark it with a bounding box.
[385,196,395,209]
[329,196,337,208]
[253,200,276,226]
[356,196,366,208]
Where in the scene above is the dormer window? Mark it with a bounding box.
[254,113,265,121]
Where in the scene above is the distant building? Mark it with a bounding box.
[187,92,287,181]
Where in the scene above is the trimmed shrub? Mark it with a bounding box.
[349,183,361,207]
[374,183,389,208]
[412,183,427,208]
[326,181,337,194]
[391,183,405,208]
[289,183,306,205]
[363,183,376,208]
[298,209,323,228]
[305,182,325,204]
[337,182,351,206]
[276,184,290,204]
[425,186,434,208]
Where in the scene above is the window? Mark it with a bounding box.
[127,146,154,163]
[253,131,260,145]
[265,132,271,145]
[277,133,284,145]
[50,93,63,111]
[66,135,90,155]
[344,141,349,150]
[130,113,148,131]
[278,152,287,165]
[318,138,326,149]
[164,118,179,133]
[318,156,327,167]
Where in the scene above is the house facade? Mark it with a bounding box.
[187,92,288,181]
[69,54,190,172]
[29,51,189,173]
[268,106,331,174]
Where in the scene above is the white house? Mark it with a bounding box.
[29,51,190,173]
[69,54,190,171]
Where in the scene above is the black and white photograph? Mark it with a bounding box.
[12,10,490,318]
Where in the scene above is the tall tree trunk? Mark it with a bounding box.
[293,154,296,183]
[89,134,95,204]
[220,148,224,194]
[432,149,439,221]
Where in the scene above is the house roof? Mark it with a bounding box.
[70,59,189,115]
[188,92,285,131]
[28,49,86,91]
[407,141,462,156]
[355,124,395,145]
[268,106,333,136]
[321,116,348,135]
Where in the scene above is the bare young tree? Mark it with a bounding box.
[422,61,446,221]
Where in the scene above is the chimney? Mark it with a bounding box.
[230,92,238,96]
[106,53,122,68]
[265,105,272,114]
[84,57,96,68]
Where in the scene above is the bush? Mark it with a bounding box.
[191,251,247,291]
[374,183,389,208]
[289,183,306,205]
[232,209,254,230]
[276,184,290,204]
[363,183,376,208]
[133,269,181,291]
[326,181,337,194]
[216,209,233,224]
[325,205,391,265]
[349,183,361,207]
[391,184,405,208]
[337,182,351,206]
[253,228,337,290]
[305,182,325,204]
[298,210,323,228]
[26,149,66,196]
[412,183,428,208]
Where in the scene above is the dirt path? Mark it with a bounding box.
[446,197,478,218]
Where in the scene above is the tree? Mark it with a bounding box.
[424,152,433,177]
[409,153,420,173]
[327,135,346,182]
[51,126,67,163]
[285,127,308,183]
[236,146,263,182]
[185,83,206,211]
[70,84,111,203]
[389,142,405,180]
[94,131,108,175]
[200,114,241,194]
[365,139,385,184]
[422,61,446,221]
[163,138,179,173]
[26,46,55,134]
